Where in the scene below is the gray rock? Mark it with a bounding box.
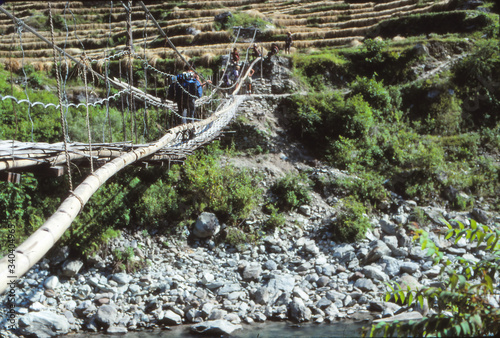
[111,272,132,285]
[380,218,398,236]
[218,283,241,295]
[409,246,428,260]
[264,260,278,271]
[316,298,332,309]
[193,212,220,238]
[362,265,389,282]
[253,287,270,304]
[75,300,96,317]
[472,208,489,224]
[267,274,295,294]
[208,309,227,320]
[43,276,59,290]
[289,297,312,322]
[107,326,128,334]
[354,278,377,292]
[18,311,70,337]
[162,310,182,325]
[61,260,84,277]
[303,239,319,255]
[400,262,419,274]
[64,301,77,312]
[325,291,346,302]
[191,320,242,336]
[316,276,329,287]
[299,205,311,216]
[200,303,214,318]
[380,256,401,277]
[322,264,336,276]
[50,246,70,265]
[364,241,391,264]
[398,274,422,291]
[373,311,423,323]
[413,43,429,57]
[332,244,355,261]
[95,305,117,329]
[242,264,262,281]
[75,285,91,300]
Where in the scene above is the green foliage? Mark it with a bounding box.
[333,171,389,208]
[263,203,286,232]
[270,173,312,211]
[112,246,144,273]
[224,226,257,250]
[0,175,45,255]
[331,196,371,242]
[181,143,263,223]
[368,219,500,337]
[291,51,349,89]
[363,39,387,64]
[451,40,500,128]
[215,12,269,31]
[348,76,401,121]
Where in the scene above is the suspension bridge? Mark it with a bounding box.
[0,1,260,294]
[0,0,456,293]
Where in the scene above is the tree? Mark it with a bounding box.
[367,219,500,337]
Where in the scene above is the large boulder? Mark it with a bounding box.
[95,305,117,330]
[61,259,83,277]
[289,297,312,322]
[191,320,242,335]
[193,212,220,238]
[18,311,70,337]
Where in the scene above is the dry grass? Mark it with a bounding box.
[193,31,232,45]
[33,61,53,72]
[199,52,217,67]
[4,59,21,72]
[148,54,161,67]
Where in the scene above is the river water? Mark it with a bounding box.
[72,320,368,338]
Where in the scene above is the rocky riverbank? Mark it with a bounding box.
[1,189,498,337]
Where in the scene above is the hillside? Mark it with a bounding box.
[0,0,499,337]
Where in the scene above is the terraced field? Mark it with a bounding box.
[0,0,455,68]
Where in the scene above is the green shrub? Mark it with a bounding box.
[263,203,286,232]
[181,144,263,223]
[270,173,312,211]
[331,196,371,242]
[112,246,144,273]
[368,219,500,337]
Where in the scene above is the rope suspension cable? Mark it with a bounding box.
[15,16,34,142]
[49,3,73,191]
[83,61,94,172]
[142,5,149,139]
[103,0,114,143]
[61,1,73,143]
[124,0,136,143]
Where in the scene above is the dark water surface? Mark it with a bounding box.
[71,321,368,338]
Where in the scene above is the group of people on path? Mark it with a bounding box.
[169,32,293,124]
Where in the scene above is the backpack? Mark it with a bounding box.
[182,78,203,99]
[167,81,182,102]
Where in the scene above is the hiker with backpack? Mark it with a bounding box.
[267,43,279,58]
[167,67,210,124]
[231,47,240,65]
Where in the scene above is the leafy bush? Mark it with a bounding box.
[181,143,263,223]
[368,219,500,337]
[270,173,312,211]
[331,196,371,242]
[451,40,500,129]
[263,203,286,232]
